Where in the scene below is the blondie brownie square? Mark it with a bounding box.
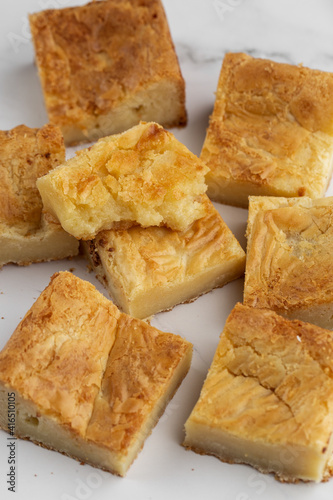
[37,122,209,239]
[201,53,333,207]
[0,272,192,476]
[29,0,187,146]
[84,196,245,319]
[184,303,333,483]
[0,124,78,267]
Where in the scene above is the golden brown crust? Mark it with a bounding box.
[184,303,333,482]
[29,0,186,145]
[86,313,191,453]
[201,53,333,206]
[84,195,245,317]
[37,122,209,239]
[0,124,79,266]
[0,272,192,473]
[0,124,64,228]
[244,196,333,318]
[0,272,120,435]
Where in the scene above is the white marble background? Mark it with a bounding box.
[0,1,333,500]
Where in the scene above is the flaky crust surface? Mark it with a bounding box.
[86,313,191,453]
[244,196,333,313]
[201,53,333,205]
[85,195,245,315]
[37,122,209,239]
[0,124,64,231]
[185,303,333,482]
[0,272,192,461]
[0,272,120,435]
[29,0,186,144]
[0,124,79,265]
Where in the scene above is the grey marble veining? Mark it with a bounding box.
[164,0,333,70]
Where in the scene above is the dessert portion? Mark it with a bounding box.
[201,52,333,207]
[29,0,187,146]
[37,122,209,239]
[84,196,246,319]
[183,303,333,483]
[244,195,333,329]
[0,124,79,267]
[0,272,192,476]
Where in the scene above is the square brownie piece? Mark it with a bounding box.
[0,124,79,267]
[201,53,333,207]
[83,196,245,319]
[29,0,187,145]
[184,303,333,483]
[0,272,192,476]
[37,122,209,239]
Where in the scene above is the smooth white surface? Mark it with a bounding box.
[1,1,333,499]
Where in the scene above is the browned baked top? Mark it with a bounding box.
[0,124,64,230]
[0,271,192,453]
[202,52,333,196]
[190,303,333,451]
[86,313,191,452]
[0,272,120,435]
[215,52,333,137]
[244,197,333,311]
[37,122,209,238]
[29,0,185,128]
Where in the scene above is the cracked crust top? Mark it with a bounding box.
[29,0,186,143]
[201,53,333,203]
[37,122,209,239]
[0,124,65,233]
[244,196,333,313]
[0,271,120,435]
[188,303,333,478]
[90,195,245,298]
[86,313,191,452]
[0,272,192,454]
